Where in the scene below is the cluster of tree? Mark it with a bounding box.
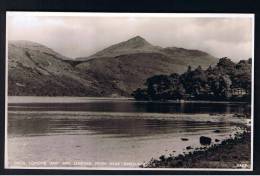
[132,57,251,102]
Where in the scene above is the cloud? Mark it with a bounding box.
[7,13,253,62]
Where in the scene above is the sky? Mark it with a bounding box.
[7,13,254,62]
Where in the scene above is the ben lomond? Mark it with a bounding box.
[8,36,218,97]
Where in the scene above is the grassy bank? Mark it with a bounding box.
[141,128,251,169]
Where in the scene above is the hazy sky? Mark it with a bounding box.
[7,13,253,61]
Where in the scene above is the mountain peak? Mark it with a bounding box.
[128,35,146,41]
[125,36,149,46]
[80,36,157,60]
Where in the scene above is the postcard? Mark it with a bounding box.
[5,12,254,170]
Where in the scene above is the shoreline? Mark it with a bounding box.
[8,96,250,104]
[141,128,251,169]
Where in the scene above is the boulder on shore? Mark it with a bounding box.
[181,138,189,141]
[214,129,221,133]
[200,136,212,145]
[186,146,193,150]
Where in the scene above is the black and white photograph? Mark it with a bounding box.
[5,12,254,170]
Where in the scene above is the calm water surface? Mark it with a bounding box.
[7,96,249,168]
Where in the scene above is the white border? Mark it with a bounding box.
[6,12,254,18]
[251,12,255,172]
[5,12,255,171]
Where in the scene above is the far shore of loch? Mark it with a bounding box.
[7,96,251,104]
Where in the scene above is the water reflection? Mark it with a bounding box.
[8,113,234,138]
[9,101,247,114]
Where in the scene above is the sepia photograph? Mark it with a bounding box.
[5,12,254,170]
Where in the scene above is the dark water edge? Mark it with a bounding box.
[8,96,250,114]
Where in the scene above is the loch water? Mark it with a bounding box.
[7,96,249,168]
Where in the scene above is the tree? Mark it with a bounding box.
[145,74,185,100]
[232,58,251,94]
[187,65,192,72]
[132,88,149,100]
[145,75,171,100]
[180,65,208,97]
[208,74,232,99]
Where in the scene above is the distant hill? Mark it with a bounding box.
[77,36,217,69]
[8,40,100,96]
[8,37,218,96]
[77,36,163,60]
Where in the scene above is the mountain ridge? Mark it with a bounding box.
[76,36,216,63]
[8,36,219,96]
[77,36,163,61]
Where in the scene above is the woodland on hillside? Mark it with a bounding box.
[132,57,252,102]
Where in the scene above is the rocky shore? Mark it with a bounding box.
[141,128,251,169]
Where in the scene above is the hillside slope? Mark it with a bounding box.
[76,52,188,96]
[8,37,218,96]
[8,40,100,96]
